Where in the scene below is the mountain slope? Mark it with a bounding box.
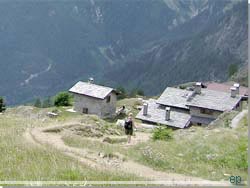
[104,1,247,95]
[0,0,247,104]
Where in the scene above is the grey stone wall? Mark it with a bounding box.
[100,92,117,117]
[73,92,117,118]
[189,106,222,119]
[233,101,242,111]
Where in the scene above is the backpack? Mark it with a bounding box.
[124,120,133,130]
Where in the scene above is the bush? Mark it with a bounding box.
[179,85,187,89]
[137,89,145,96]
[54,92,71,107]
[228,63,238,78]
[34,98,42,108]
[116,86,127,100]
[42,97,53,108]
[129,88,145,98]
[152,127,173,141]
[0,97,6,112]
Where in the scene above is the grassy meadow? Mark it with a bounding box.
[62,99,248,181]
[0,98,248,182]
[0,109,139,181]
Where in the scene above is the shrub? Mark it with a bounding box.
[179,85,187,89]
[116,86,127,100]
[0,97,6,112]
[129,89,138,98]
[129,88,145,97]
[228,63,238,78]
[54,92,71,107]
[42,97,53,108]
[34,98,42,108]
[153,127,173,141]
[137,89,145,96]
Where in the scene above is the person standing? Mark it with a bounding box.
[124,113,136,144]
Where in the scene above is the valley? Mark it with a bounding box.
[0,0,247,105]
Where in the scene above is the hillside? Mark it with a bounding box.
[104,1,247,95]
[0,98,247,184]
[0,0,247,105]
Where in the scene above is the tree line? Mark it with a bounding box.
[0,87,143,111]
[116,86,144,100]
[34,92,72,108]
[0,97,6,112]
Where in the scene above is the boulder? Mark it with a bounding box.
[116,119,125,127]
[103,137,113,144]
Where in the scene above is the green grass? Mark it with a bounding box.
[1,100,248,182]
[125,126,248,181]
[63,118,248,181]
[117,98,141,115]
[152,127,173,141]
[238,114,248,127]
[0,115,139,181]
[63,135,124,158]
[210,110,239,128]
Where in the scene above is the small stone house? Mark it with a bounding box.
[69,81,118,118]
[136,82,244,128]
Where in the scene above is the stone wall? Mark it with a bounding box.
[189,106,222,119]
[73,92,117,118]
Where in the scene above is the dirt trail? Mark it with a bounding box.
[231,109,248,129]
[24,125,231,186]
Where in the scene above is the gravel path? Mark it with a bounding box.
[231,110,248,129]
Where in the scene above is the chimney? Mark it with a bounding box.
[143,103,148,116]
[233,83,240,95]
[88,77,94,84]
[165,107,171,121]
[194,82,202,94]
[230,87,237,98]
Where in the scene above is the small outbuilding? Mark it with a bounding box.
[69,80,118,118]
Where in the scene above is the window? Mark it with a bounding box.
[106,96,111,103]
[82,108,88,114]
[200,108,213,115]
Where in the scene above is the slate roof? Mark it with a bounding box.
[156,86,242,112]
[156,87,192,109]
[69,81,115,99]
[186,89,242,111]
[136,99,191,129]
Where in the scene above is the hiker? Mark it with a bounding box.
[120,105,126,114]
[117,105,126,115]
[124,113,136,144]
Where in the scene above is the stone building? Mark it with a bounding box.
[69,81,118,118]
[136,82,244,128]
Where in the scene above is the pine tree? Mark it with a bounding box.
[116,86,127,100]
[34,98,42,108]
[137,89,145,96]
[42,97,53,108]
[0,97,6,112]
[228,63,238,78]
